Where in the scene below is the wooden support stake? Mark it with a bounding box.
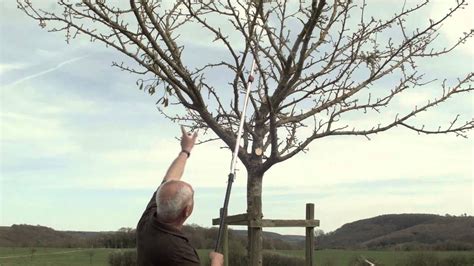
[211,204,320,266]
[305,203,315,266]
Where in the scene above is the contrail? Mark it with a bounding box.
[5,56,88,87]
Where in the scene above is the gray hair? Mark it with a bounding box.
[155,180,194,222]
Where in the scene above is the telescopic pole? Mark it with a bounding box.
[214,57,258,253]
[214,0,269,253]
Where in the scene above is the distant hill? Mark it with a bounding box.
[0,224,88,247]
[0,225,132,248]
[316,214,474,250]
[232,230,304,245]
[2,214,472,251]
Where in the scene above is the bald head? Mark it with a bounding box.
[155,180,194,223]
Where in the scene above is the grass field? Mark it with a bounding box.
[1,247,473,265]
[0,247,113,266]
[269,249,474,265]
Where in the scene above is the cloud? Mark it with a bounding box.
[429,0,473,56]
[0,63,29,75]
[1,0,472,234]
[48,122,472,198]
[264,128,473,187]
[261,177,472,233]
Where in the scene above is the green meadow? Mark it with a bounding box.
[0,247,473,265]
[0,247,111,266]
[266,249,474,266]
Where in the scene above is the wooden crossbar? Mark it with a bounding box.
[212,203,318,266]
[212,213,248,225]
[212,214,319,228]
[250,219,319,228]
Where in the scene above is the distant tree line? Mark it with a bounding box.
[0,224,302,250]
[183,225,302,251]
[93,225,303,250]
[3,214,473,252]
[92,227,136,249]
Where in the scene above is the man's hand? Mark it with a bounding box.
[209,251,224,266]
[180,125,198,153]
[162,126,197,181]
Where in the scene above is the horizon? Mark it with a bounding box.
[4,212,472,236]
[1,0,473,236]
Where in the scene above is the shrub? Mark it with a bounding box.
[321,256,337,266]
[223,239,248,265]
[108,249,137,266]
[396,252,474,266]
[433,241,474,251]
[397,253,438,266]
[228,249,304,266]
[438,254,473,266]
[228,249,249,266]
[262,251,304,266]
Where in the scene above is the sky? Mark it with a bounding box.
[0,0,473,236]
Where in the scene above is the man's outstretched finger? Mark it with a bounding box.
[181,125,187,136]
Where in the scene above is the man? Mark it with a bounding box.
[137,126,224,266]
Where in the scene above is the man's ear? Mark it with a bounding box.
[183,205,192,218]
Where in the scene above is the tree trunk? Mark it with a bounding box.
[247,171,263,266]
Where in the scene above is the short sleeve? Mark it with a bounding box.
[138,179,168,229]
[137,191,157,229]
[174,242,201,265]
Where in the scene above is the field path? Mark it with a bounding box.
[0,249,88,259]
[364,258,375,266]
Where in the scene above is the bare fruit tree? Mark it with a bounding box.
[18,0,473,264]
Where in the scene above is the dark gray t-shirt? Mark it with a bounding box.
[137,187,200,266]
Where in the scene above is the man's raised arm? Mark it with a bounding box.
[163,126,198,182]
